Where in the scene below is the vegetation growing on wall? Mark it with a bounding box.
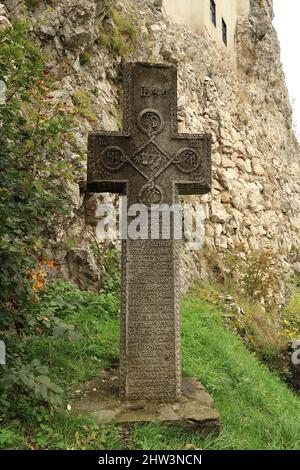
[98,7,138,60]
[0,21,77,410]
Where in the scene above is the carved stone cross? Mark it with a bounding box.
[87,63,211,402]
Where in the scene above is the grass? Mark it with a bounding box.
[98,8,137,60]
[193,280,289,368]
[72,90,97,122]
[1,280,300,449]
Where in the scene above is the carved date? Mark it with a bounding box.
[141,86,168,98]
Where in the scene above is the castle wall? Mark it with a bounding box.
[163,0,250,65]
[3,0,299,302]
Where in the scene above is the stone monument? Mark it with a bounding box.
[77,63,219,432]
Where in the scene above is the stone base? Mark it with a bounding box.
[74,368,220,435]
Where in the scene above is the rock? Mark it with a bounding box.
[154,0,163,9]
[4,0,298,306]
[149,23,161,33]
[75,368,220,435]
[38,22,57,38]
[60,1,98,49]
[62,26,95,49]
[211,202,232,224]
[217,168,239,191]
[252,159,265,175]
[235,157,244,170]
[213,152,222,166]
[222,156,236,168]
[0,13,10,30]
[67,182,82,211]
[232,141,245,156]
[62,248,100,292]
[215,235,228,251]
[221,192,231,203]
[246,143,256,158]
[3,0,22,12]
[231,196,246,211]
[256,20,270,41]
[293,263,300,274]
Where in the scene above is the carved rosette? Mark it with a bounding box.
[139,182,163,206]
[137,108,165,136]
[101,146,126,172]
[174,148,201,174]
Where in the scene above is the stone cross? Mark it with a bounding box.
[87,63,211,402]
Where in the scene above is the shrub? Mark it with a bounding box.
[79,51,92,66]
[0,21,77,411]
[241,249,283,311]
[111,9,137,41]
[198,247,293,369]
[282,293,300,337]
[98,8,137,60]
[0,20,75,319]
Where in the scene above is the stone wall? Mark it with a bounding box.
[2,0,300,297]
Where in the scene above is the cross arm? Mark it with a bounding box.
[87,132,135,194]
[170,134,212,196]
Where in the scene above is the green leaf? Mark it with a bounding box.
[47,382,64,394]
[39,383,48,401]
[19,373,35,389]
[36,366,49,375]
[35,375,51,386]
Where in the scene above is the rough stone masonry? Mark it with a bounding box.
[4,0,299,303]
[87,63,211,401]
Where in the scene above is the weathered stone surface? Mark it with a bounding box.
[0,3,9,30]
[222,155,236,168]
[211,202,231,224]
[220,191,231,204]
[293,263,300,274]
[3,0,21,12]
[74,368,220,434]
[87,63,211,402]
[3,0,300,303]
[61,248,100,292]
[252,158,265,175]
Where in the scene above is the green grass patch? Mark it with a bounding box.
[2,281,300,449]
[23,281,120,390]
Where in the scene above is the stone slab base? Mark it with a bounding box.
[74,368,220,435]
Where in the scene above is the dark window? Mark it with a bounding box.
[222,18,227,46]
[210,0,216,27]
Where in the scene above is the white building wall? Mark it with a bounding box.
[163,0,250,65]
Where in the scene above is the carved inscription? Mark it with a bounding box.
[87,63,212,402]
[124,239,178,400]
[140,85,169,98]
